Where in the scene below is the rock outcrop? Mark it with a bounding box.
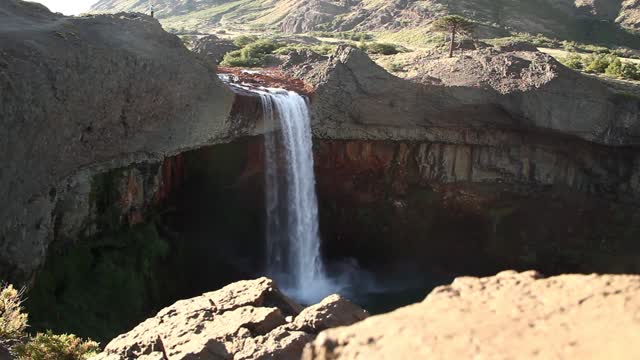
[293,45,640,147]
[92,278,368,360]
[303,271,640,360]
[281,46,640,276]
[0,0,277,284]
[191,35,238,64]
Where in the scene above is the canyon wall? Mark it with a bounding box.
[283,46,640,275]
[0,0,264,283]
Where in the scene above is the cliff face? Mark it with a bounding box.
[280,46,640,276]
[296,46,640,147]
[0,0,243,283]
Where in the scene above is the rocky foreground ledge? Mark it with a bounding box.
[91,278,368,360]
[92,272,640,360]
[304,271,640,360]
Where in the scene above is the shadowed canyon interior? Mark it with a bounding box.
[26,128,640,342]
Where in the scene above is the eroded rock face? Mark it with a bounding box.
[278,48,640,277]
[0,0,248,283]
[313,139,640,276]
[294,46,640,147]
[303,271,640,360]
[191,35,238,64]
[92,278,368,360]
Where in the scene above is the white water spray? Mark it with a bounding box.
[259,88,336,304]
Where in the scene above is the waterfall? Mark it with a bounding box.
[259,88,335,304]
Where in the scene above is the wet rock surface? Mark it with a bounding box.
[303,271,640,360]
[91,278,367,360]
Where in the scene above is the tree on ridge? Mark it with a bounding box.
[432,15,476,58]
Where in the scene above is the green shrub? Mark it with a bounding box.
[232,35,259,47]
[359,42,403,55]
[14,331,98,360]
[311,31,373,41]
[273,44,337,56]
[585,54,615,73]
[605,58,624,77]
[561,53,584,70]
[26,223,171,342]
[622,63,640,80]
[0,284,28,343]
[243,39,283,57]
[222,38,285,67]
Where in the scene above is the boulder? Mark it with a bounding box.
[191,35,238,64]
[292,294,369,334]
[303,271,640,359]
[92,278,368,360]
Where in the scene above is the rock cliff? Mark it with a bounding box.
[303,271,640,360]
[0,0,250,283]
[292,45,640,147]
[282,46,640,276]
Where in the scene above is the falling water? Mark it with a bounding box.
[259,88,336,304]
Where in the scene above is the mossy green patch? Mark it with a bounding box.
[26,222,171,344]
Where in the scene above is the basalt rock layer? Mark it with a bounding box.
[281,46,640,275]
[92,278,368,360]
[303,271,640,360]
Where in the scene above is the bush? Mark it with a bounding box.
[14,331,99,360]
[273,44,337,56]
[222,38,285,67]
[561,53,584,70]
[0,284,28,343]
[311,31,373,41]
[605,58,624,78]
[585,54,615,73]
[1,283,99,359]
[622,63,640,80]
[243,39,283,57]
[232,35,259,48]
[359,42,403,55]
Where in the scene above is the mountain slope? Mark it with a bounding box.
[89,0,640,47]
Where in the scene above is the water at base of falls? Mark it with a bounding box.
[259,88,339,304]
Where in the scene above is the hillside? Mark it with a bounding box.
[89,0,640,48]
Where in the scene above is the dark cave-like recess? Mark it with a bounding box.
[26,135,640,343]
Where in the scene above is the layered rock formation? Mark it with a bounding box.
[0,0,268,284]
[303,271,640,359]
[281,45,640,276]
[291,45,640,147]
[92,278,368,360]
